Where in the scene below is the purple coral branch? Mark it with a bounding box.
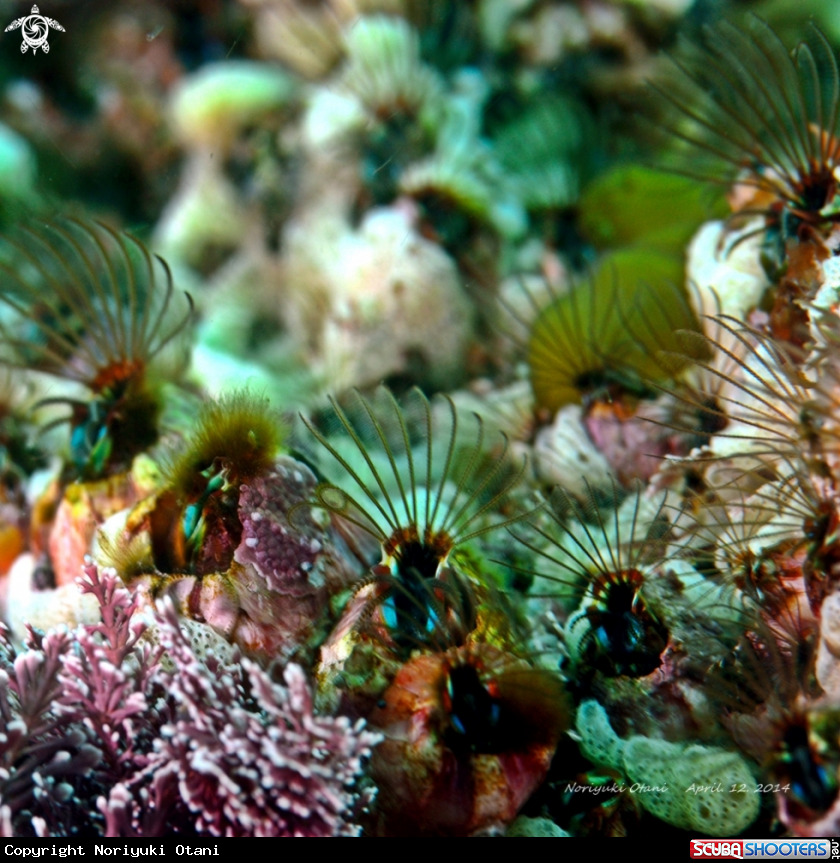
[2,558,378,838]
[145,598,381,837]
[0,624,99,836]
[75,559,145,666]
[58,564,163,781]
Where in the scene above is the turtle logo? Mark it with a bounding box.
[5,5,64,55]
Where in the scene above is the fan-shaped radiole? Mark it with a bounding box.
[0,219,193,478]
[648,18,840,232]
[509,480,673,680]
[301,386,533,651]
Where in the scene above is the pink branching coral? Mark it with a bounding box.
[148,606,380,836]
[2,562,378,838]
[0,624,99,837]
[59,564,163,784]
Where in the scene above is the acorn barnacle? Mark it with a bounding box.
[302,386,528,651]
[504,258,703,418]
[648,16,840,323]
[513,482,672,681]
[368,641,570,836]
[705,615,838,830]
[150,389,287,576]
[0,218,193,480]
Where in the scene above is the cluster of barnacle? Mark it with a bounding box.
[8,6,840,842]
[0,216,570,836]
[521,17,840,837]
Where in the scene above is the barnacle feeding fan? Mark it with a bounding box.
[8,0,840,841]
[0,219,193,480]
[302,386,528,654]
[651,18,840,226]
